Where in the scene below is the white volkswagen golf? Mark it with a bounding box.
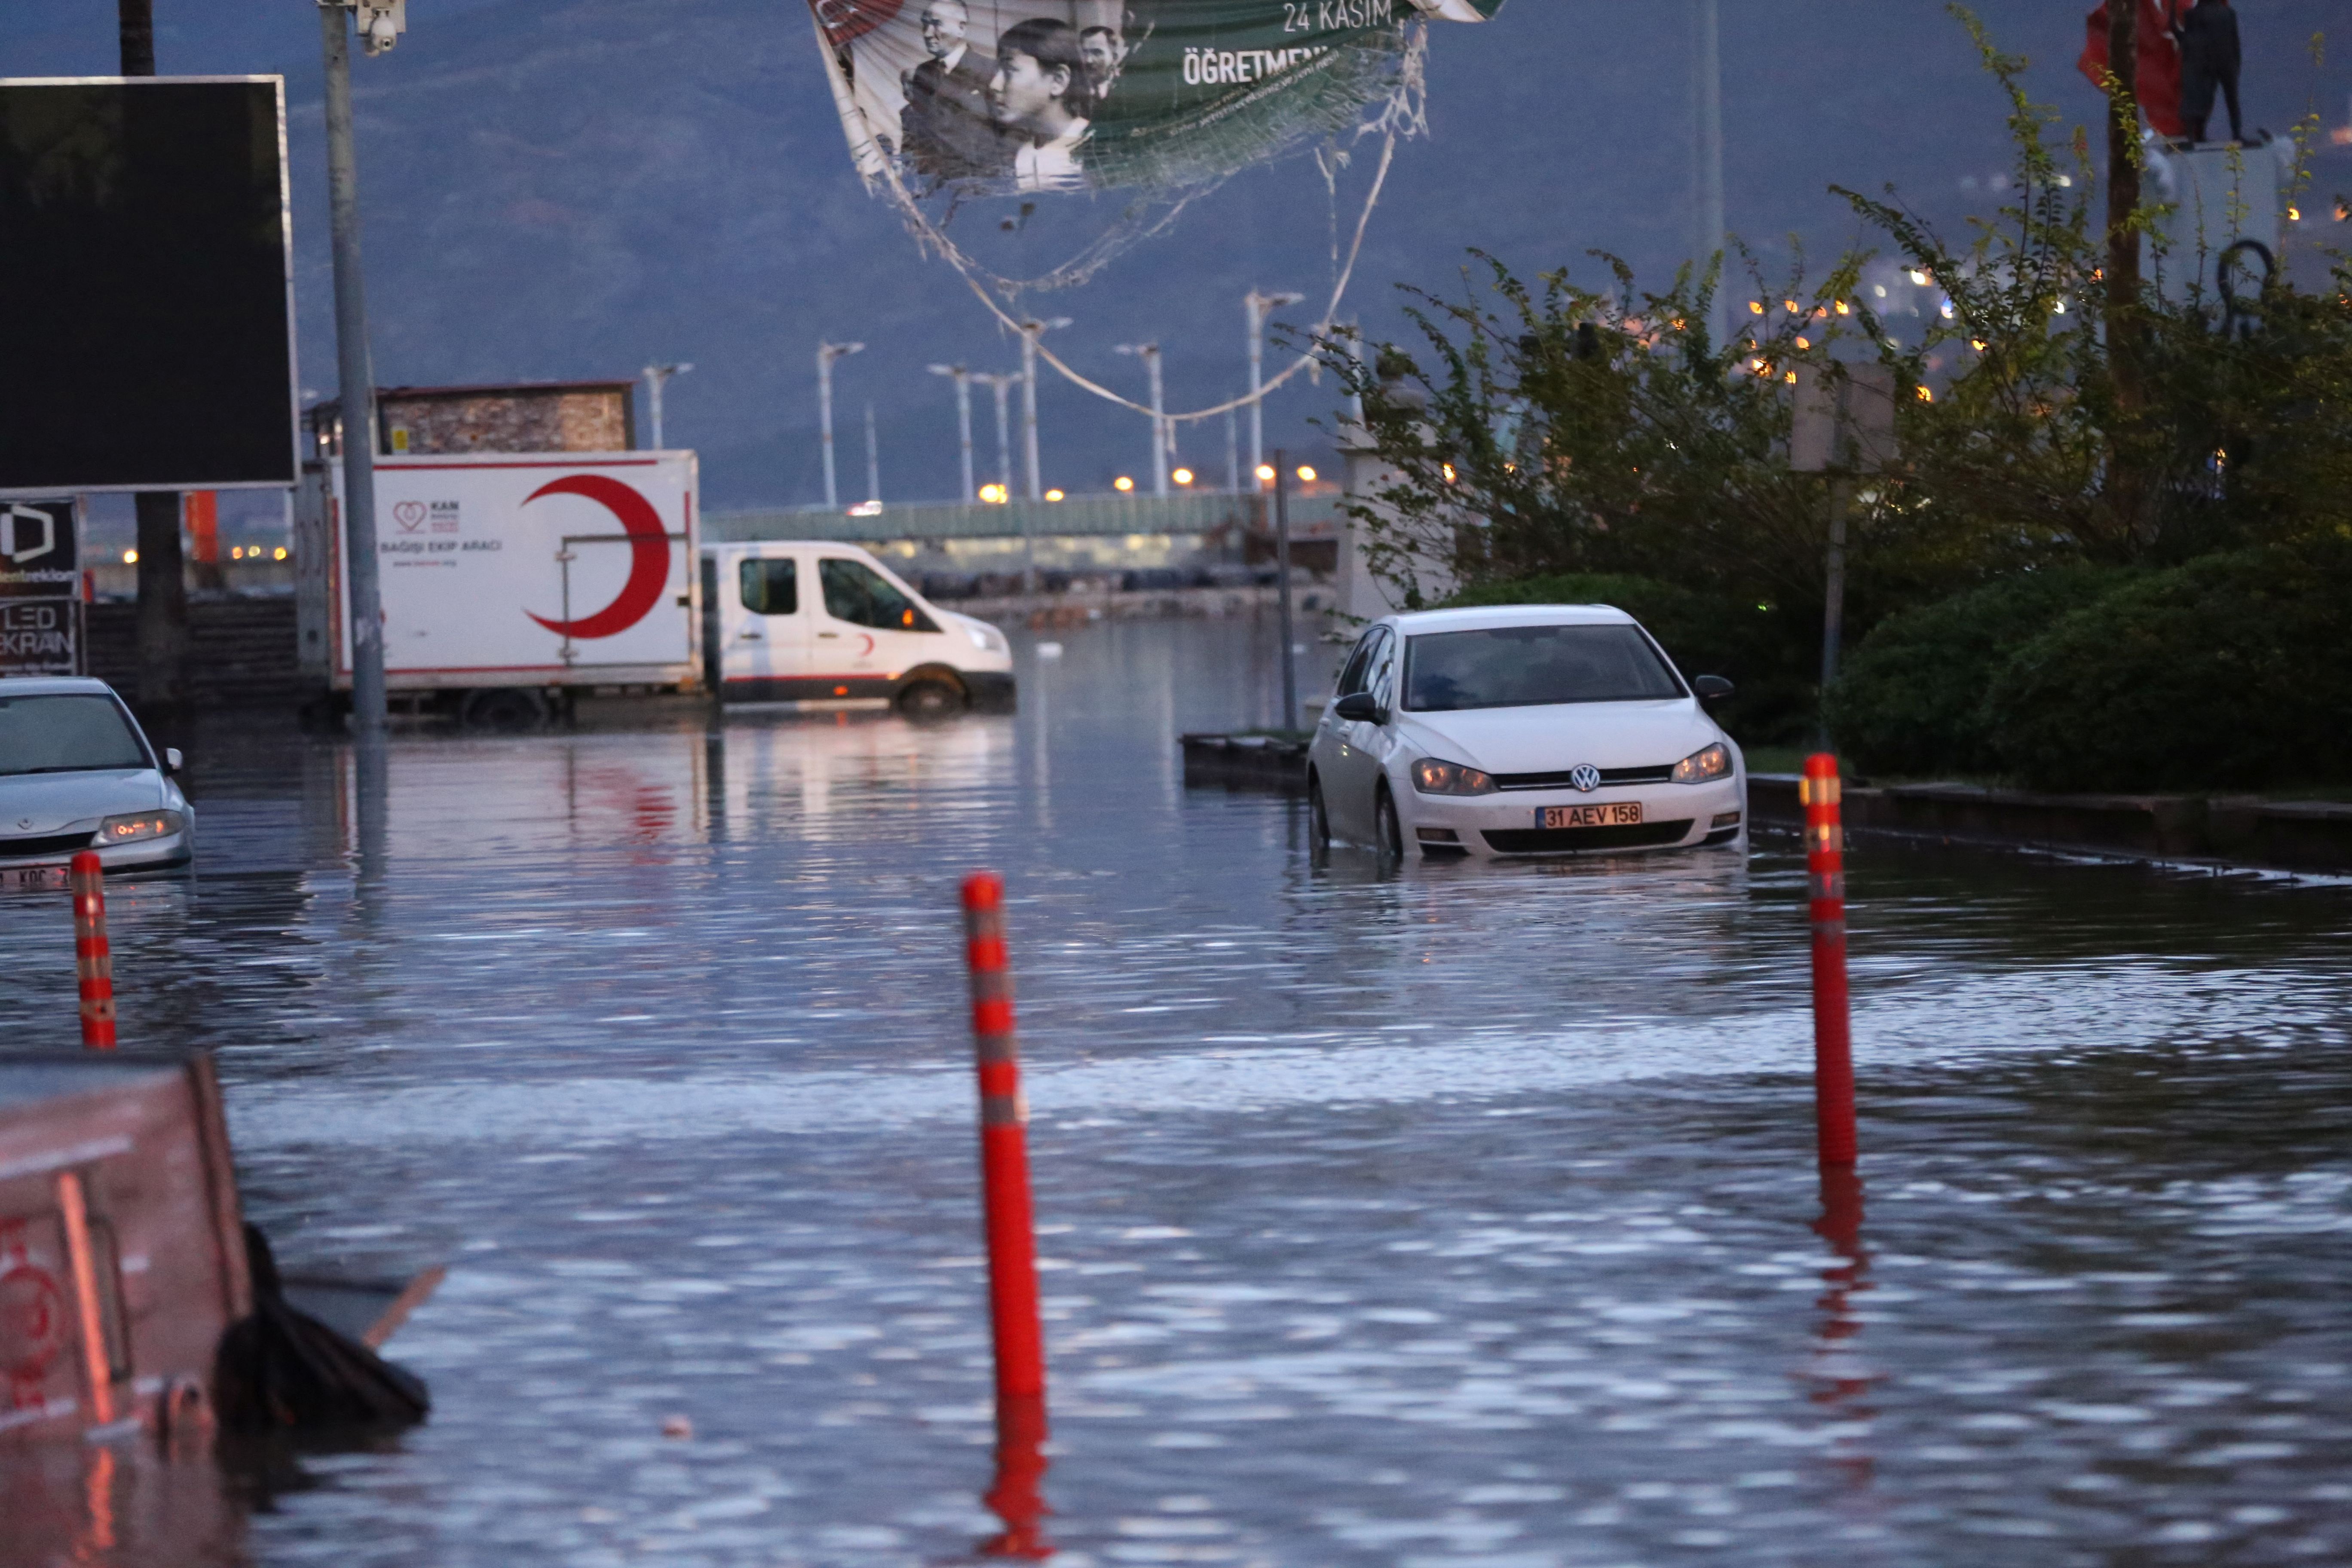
[1307,605,1746,860]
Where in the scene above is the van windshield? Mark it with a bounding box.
[0,693,150,775]
[1403,624,1684,711]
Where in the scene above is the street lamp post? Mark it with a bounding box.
[1016,318,1071,503]
[319,0,406,739]
[643,361,692,450]
[972,373,1019,498]
[1113,343,1167,497]
[928,364,976,501]
[864,401,881,506]
[1244,288,1303,481]
[817,340,865,509]
[1271,449,1298,732]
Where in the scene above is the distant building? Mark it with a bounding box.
[307,379,638,457]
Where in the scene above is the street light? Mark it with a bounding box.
[970,373,1020,502]
[642,361,692,450]
[927,363,975,502]
[1244,288,1303,479]
[817,340,865,509]
[318,0,407,738]
[1017,318,1071,502]
[1113,342,1167,497]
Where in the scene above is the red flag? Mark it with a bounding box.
[2079,1,2184,138]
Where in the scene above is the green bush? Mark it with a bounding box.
[1986,543,2352,792]
[1442,573,1812,742]
[1826,568,2122,778]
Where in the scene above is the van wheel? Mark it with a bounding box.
[461,687,548,732]
[895,678,965,721]
[1375,784,1405,864]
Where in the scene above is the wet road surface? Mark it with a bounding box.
[3,614,2349,1566]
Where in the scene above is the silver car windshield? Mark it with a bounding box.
[0,694,150,776]
[1403,625,1684,712]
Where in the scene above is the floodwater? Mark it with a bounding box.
[3,613,2349,1568]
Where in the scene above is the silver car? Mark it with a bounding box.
[0,677,194,888]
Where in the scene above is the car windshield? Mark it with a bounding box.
[0,693,150,776]
[1403,624,1684,711]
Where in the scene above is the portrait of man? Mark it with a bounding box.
[900,0,1005,181]
[1079,25,1125,106]
[989,16,1092,193]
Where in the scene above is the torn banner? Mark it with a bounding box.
[810,1,1504,199]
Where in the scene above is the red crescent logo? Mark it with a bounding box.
[523,475,671,640]
[809,0,901,49]
[856,633,875,656]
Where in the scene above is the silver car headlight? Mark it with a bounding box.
[1412,758,1496,796]
[100,809,185,843]
[1671,742,1732,784]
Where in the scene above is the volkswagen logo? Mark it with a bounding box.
[1569,765,1602,793]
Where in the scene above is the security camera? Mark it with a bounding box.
[365,12,398,52]
[353,0,406,56]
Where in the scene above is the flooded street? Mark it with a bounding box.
[4,613,2349,1567]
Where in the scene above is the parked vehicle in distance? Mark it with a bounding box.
[1307,606,1745,861]
[299,450,702,729]
[701,542,1015,717]
[0,677,193,885]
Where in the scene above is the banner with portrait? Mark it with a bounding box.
[809,0,1504,199]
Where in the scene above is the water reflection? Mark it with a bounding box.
[0,616,2346,1564]
[982,1392,1052,1559]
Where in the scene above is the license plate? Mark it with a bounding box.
[0,865,68,891]
[1539,802,1642,829]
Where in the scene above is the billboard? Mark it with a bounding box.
[0,78,297,496]
[812,0,1504,199]
[0,499,83,677]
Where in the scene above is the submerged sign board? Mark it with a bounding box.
[812,0,1504,197]
[0,78,298,495]
[0,500,82,677]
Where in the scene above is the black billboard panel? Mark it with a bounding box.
[0,78,297,494]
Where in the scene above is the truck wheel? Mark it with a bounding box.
[461,687,548,732]
[895,678,966,721]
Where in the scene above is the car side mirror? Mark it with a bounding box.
[1692,675,1734,702]
[164,747,184,775]
[1332,692,1385,724]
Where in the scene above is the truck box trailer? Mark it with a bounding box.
[296,450,700,723]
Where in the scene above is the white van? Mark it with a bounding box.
[699,541,1015,717]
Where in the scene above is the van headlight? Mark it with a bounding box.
[1671,743,1732,784]
[100,809,185,842]
[965,623,1007,654]
[1412,758,1496,795]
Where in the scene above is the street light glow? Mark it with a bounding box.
[1295,466,1316,483]
[1172,468,1195,486]
[122,548,138,564]
[1254,463,1277,484]
[979,483,1009,504]
[1044,489,1066,502]
[1114,475,1135,492]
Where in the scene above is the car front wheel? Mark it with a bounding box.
[1374,784,1405,863]
[1308,775,1332,853]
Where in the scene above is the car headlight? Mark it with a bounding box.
[1671,742,1732,784]
[1412,758,1496,796]
[99,810,185,843]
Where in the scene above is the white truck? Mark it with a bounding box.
[698,539,1015,717]
[296,450,702,726]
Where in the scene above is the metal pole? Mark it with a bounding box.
[1019,325,1043,502]
[124,0,187,723]
[1246,295,1265,478]
[321,0,386,738]
[1273,449,1297,732]
[864,401,881,505]
[1694,0,1727,346]
[983,374,1015,493]
[1225,403,1240,493]
[1147,350,1167,498]
[649,374,665,450]
[819,349,838,509]
[955,371,974,501]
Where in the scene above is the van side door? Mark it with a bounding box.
[720,548,812,701]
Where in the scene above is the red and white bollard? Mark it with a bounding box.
[959,872,1050,1559]
[70,851,116,1050]
[1802,754,1856,1167]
